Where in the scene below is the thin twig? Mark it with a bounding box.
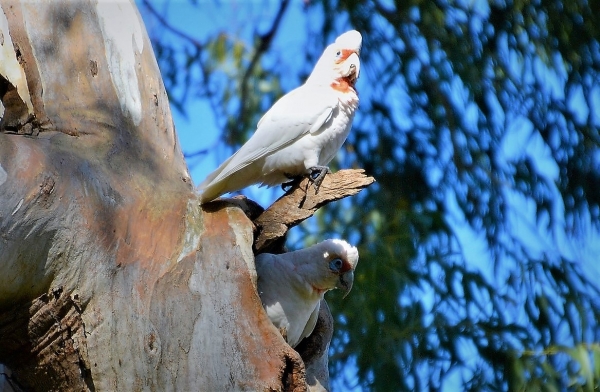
[236,0,291,134]
[183,149,210,159]
[141,0,204,50]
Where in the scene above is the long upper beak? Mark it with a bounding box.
[343,52,360,82]
[337,270,355,298]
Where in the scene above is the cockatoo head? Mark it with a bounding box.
[306,239,359,298]
[307,30,362,89]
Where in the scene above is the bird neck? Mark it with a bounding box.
[331,78,357,94]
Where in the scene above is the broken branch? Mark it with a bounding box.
[253,169,375,253]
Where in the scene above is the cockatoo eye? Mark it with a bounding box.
[336,50,342,58]
[329,258,343,272]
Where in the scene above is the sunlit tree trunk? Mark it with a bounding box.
[0,1,307,390]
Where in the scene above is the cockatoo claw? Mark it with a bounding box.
[309,166,331,192]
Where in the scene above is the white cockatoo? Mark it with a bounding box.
[255,239,359,348]
[198,30,362,203]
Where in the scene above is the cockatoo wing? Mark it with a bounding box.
[206,86,337,186]
[298,300,321,346]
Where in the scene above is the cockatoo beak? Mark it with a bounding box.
[337,270,355,298]
[342,52,360,83]
[344,53,360,81]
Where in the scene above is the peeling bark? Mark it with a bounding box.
[0,288,92,391]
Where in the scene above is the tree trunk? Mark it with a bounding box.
[0,1,304,390]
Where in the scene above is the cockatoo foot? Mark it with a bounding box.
[308,166,331,192]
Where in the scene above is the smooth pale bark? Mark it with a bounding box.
[0,1,306,390]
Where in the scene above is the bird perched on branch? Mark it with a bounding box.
[255,239,359,348]
[198,30,362,204]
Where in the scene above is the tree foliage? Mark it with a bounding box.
[141,0,600,390]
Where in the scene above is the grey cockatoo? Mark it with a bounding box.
[198,30,362,203]
[255,239,359,348]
